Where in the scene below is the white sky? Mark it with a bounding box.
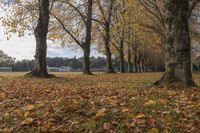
[0,4,101,61]
[0,26,89,60]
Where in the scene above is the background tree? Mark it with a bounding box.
[50,0,93,74]
[0,50,14,67]
[94,0,116,73]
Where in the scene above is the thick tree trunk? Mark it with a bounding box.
[119,38,125,73]
[82,0,93,75]
[26,0,52,78]
[155,0,196,87]
[83,47,92,75]
[127,48,133,73]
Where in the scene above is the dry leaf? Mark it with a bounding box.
[24,112,31,118]
[103,122,111,130]
[26,105,36,111]
[136,114,145,119]
[122,108,130,113]
[144,100,156,106]
[21,117,34,126]
[162,128,169,133]
[149,128,159,133]
[96,108,107,117]
[158,99,169,104]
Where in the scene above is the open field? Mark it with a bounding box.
[0,73,200,133]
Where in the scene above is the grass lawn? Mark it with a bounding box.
[0,72,200,133]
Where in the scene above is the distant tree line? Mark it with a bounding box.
[0,50,165,72]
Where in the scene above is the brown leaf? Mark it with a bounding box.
[149,128,159,133]
[136,114,145,119]
[21,117,34,126]
[103,122,111,130]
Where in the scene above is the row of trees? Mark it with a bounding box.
[1,0,200,87]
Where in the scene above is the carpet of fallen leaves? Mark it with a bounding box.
[0,72,200,133]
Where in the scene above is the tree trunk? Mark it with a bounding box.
[82,0,93,75]
[119,38,125,73]
[103,0,115,73]
[155,0,196,87]
[141,59,145,73]
[127,48,133,73]
[134,51,138,73]
[105,45,115,73]
[138,50,142,73]
[26,0,52,78]
[83,47,92,74]
[104,23,115,73]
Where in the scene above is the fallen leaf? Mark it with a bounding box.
[158,99,169,104]
[167,91,174,96]
[0,127,13,133]
[24,112,31,118]
[149,128,159,133]
[162,128,169,133]
[21,117,34,126]
[41,123,52,132]
[103,122,111,130]
[0,91,6,100]
[96,108,107,117]
[26,105,36,111]
[144,100,156,106]
[122,108,130,113]
[136,114,145,119]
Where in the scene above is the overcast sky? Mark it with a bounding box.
[0,5,101,61]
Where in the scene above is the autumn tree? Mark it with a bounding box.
[0,50,14,67]
[112,0,143,73]
[110,0,126,73]
[1,0,54,78]
[50,0,93,74]
[155,0,199,87]
[27,0,53,78]
[94,0,116,73]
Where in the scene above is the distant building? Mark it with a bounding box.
[60,66,72,72]
[0,67,12,72]
[47,67,60,72]
[47,66,72,72]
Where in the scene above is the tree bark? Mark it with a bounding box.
[82,0,93,75]
[127,48,133,73]
[155,0,196,87]
[103,0,115,73]
[104,22,115,73]
[83,46,92,75]
[26,0,52,78]
[134,48,138,73]
[119,38,125,73]
[138,49,142,73]
[141,59,145,73]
